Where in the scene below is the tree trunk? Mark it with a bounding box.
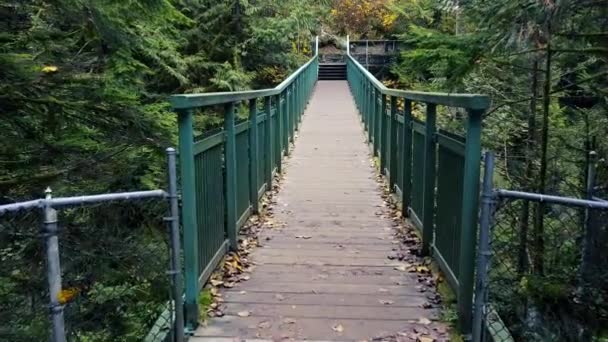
[533,44,552,275]
[517,57,539,275]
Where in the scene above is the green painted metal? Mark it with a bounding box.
[401,100,413,216]
[434,131,465,290]
[346,51,487,336]
[457,109,483,334]
[388,96,398,190]
[249,99,259,213]
[172,49,318,331]
[224,102,238,251]
[176,109,199,328]
[380,94,388,174]
[275,94,285,173]
[411,124,425,227]
[264,97,273,190]
[346,55,490,110]
[421,104,437,256]
[257,114,266,192]
[194,142,226,281]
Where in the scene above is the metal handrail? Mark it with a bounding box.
[345,37,490,110]
[170,37,319,109]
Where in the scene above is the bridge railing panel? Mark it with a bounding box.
[346,51,490,335]
[170,45,319,329]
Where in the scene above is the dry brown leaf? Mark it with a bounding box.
[237,311,251,317]
[332,323,344,333]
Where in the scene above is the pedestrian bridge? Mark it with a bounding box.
[169,38,490,341]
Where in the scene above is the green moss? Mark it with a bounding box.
[197,288,214,321]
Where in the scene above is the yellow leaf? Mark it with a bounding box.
[42,66,58,73]
[416,266,430,273]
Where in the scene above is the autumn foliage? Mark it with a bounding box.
[330,0,397,38]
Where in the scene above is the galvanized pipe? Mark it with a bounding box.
[496,189,608,209]
[472,152,495,342]
[43,188,67,342]
[166,148,184,342]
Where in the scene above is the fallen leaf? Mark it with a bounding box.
[418,337,434,342]
[237,311,251,317]
[332,323,344,333]
[283,318,296,324]
[416,266,430,273]
[418,317,432,325]
[274,294,285,301]
[239,290,247,294]
[393,264,410,272]
[295,235,312,239]
[210,279,223,286]
[379,299,394,305]
[258,320,271,329]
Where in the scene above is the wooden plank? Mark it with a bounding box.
[194,81,446,341]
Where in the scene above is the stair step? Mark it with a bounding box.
[319,63,347,80]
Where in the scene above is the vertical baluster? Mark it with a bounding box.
[176,108,199,327]
[264,97,273,190]
[248,99,259,213]
[421,103,437,256]
[388,96,398,192]
[457,108,483,334]
[401,100,413,216]
[224,102,238,251]
[380,94,388,173]
[275,94,283,173]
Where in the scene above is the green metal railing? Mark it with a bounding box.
[346,45,490,335]
[170,39,319,329]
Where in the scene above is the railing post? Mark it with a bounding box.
[264,97,273,190]
[275,94,283,173]
[401,100,413,216]
[380,94,388,174]
[43,188,66,342]
[374,90,381,156]
[388,96,398,191]
[457,108,483,335]
[166,148,184,342]
[368,86,374,144]
[248,99,259,213]
[176,108,199,327]
[347,35,350,55]
[224,102,238,251]
[283,90,290,156]
[472,152,495,342]
[421,104,437,256]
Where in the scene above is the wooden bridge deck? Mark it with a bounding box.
[192,81,441,341]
